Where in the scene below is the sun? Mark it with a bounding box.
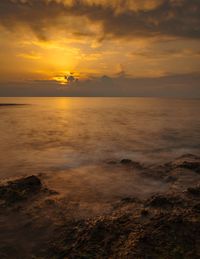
[53,71,78,85]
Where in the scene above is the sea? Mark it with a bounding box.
[0,97,200,180]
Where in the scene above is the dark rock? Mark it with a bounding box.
[8,175,41,190]
[141,209,149,216]
[131,214,200,259]
[120,159,143,169]
[178,161,200,173]
[187,186,200,196]
[178,154,199,160]
[193,203,200,212]
[45,199,56,206]
[120,159,133,165]
[146,195,180,208]
[171,154,200,173]
[164,176,177,182]
[48,189,59,195]
[43,208,200,259]
[0,175,42,204]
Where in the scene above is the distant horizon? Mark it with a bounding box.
[0,72,200,98]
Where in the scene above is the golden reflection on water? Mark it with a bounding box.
[55,98,72,109]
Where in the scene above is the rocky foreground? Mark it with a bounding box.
[0,154,200,259]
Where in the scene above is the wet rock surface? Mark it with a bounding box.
[146,194,182,208]
[0,154,200,259]
[187,186,200,196]
[0,176,42,205]
[120,159,144,169]
[166,154,200,174]
[43,194,200,259]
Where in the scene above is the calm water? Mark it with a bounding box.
[0,97,200,179]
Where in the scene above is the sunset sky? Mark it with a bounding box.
[0,0,200,97]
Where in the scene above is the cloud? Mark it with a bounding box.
[65,74,78,84]
[17,52,41,60]
[131,48,200,60]
[0,73,199,98]
[0,0,199,40]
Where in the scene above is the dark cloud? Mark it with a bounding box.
[65,74,78,84]
[0,0,199,40]
[0,73,199,98]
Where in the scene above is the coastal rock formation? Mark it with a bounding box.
[187,186,200,196]
[0,154,200,258]
[120,159,143,169]
[166,154,200,174]
[146,194,182,208]
[0,175,42,205]
[44,193,200,259]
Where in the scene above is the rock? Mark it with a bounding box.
[147,195,171,207]
[179,161,200,173]
[45,199,56,206]
[164,175,177,182]
[120,159,143,169]
[48,189,59,196]
[8,175,41,190]
[193,203,200,212]
[0,175,42,204]
[146,195,180,208]
[141,209,149,216]
[131,214,200,259]
[120,159,133,165]
[179,154,199,160]
[1,154,200,259]
[187,186,200,196]
[44,206,200,259]
[171,154,200,173]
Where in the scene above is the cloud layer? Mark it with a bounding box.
[0,0,200,40]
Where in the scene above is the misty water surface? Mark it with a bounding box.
[0,97,199,179]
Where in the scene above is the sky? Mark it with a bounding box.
[0,0,200,97]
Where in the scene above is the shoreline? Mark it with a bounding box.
[0,154,200,258]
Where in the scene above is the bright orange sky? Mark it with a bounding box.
[0,0,200,96]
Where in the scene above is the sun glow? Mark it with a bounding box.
[53,71,79,85]
[53,76,68,85]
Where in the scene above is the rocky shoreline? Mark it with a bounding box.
[0,154,200,258]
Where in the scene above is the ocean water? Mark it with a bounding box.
[0,97,200,180]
